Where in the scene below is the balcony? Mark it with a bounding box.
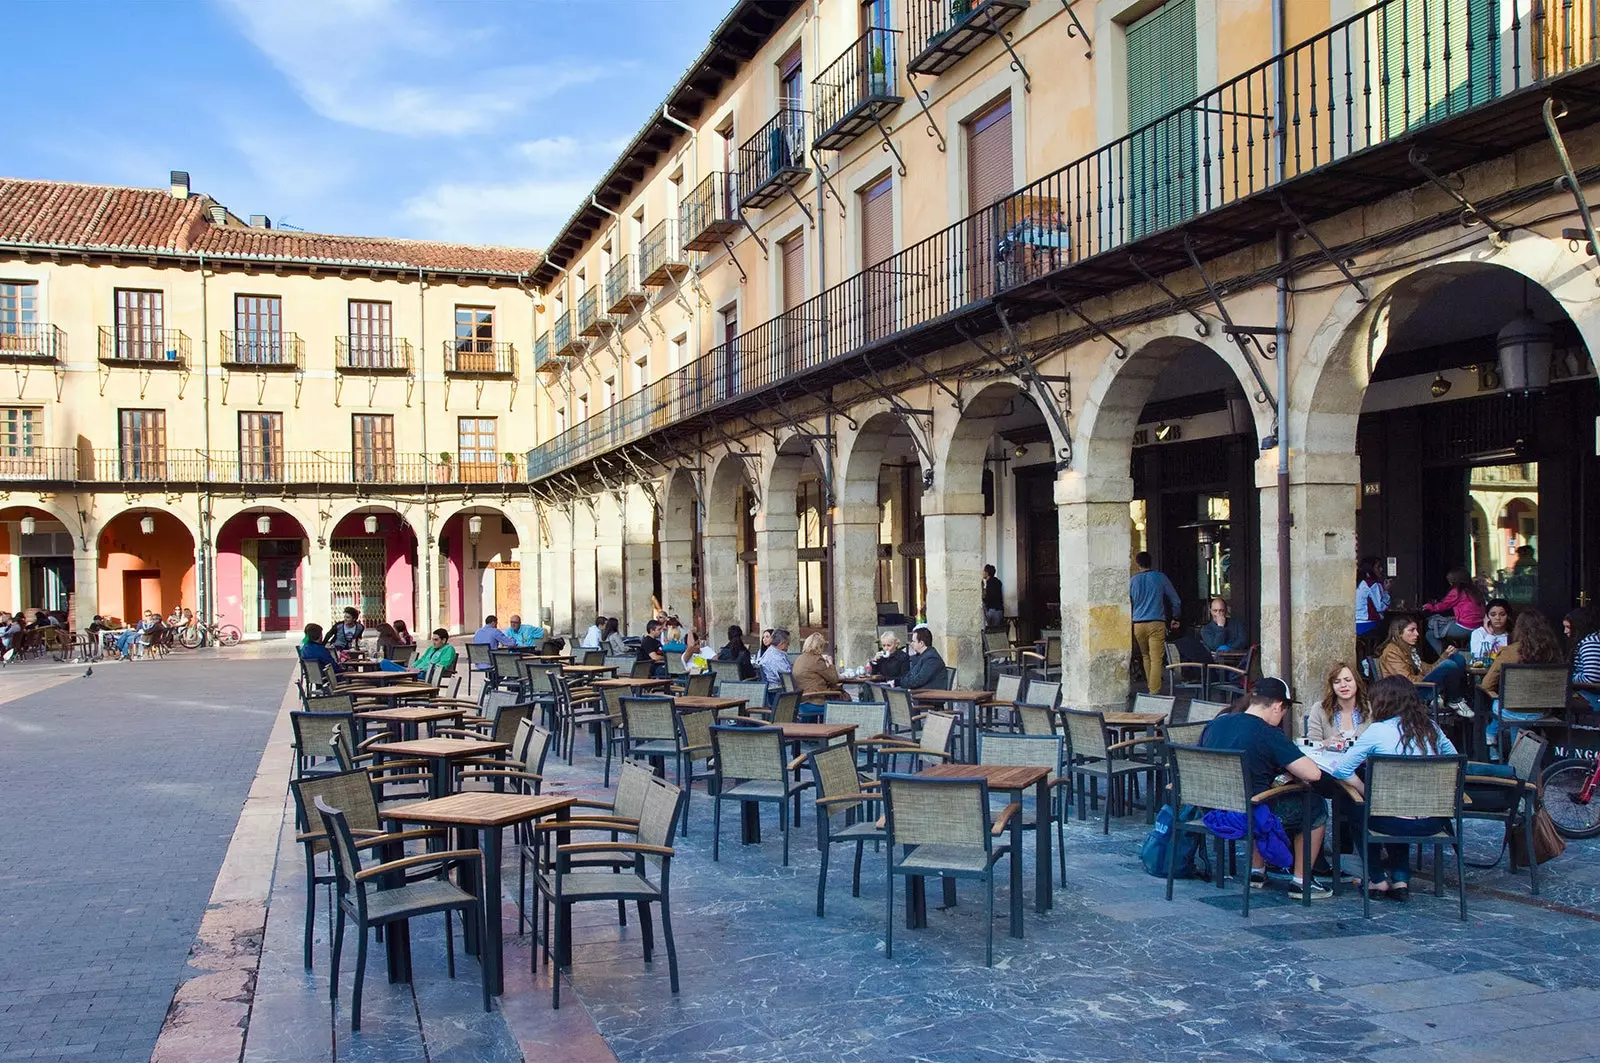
[335,336,413,374]
[98,326,189,367]
[577,284,610,337]
[639,218,686,286]
[443,340,516,376]
[526,0,1600,487]
[533,331,561,375]
[552,311,587,359]
[0,323,65,364]
[681,172,742,253]
[906,0,1029,77]
[605,255,649,315]
[738,108,810,210]
[0,447,79,481]
[813,27,904,151]
[220,330,304,370]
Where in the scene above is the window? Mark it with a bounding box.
[633,354,648,392]
[118,408,166,480]
[631,209,645,251]
[234,295,284,364]
[670,335,687,371]
[604,376,616,406]
[0,282,38,345]
[577,393,590,421]
[779,232,807,368]
[114,289,164,360]
[1127,0,1197,237]
[0,406,41,468]
[778,43,804,107]
[351,414,396,483]
[458,417,498,482]
[720,305,740,398]
[797,477,831,631]
[965,98,1013,299]
[454,305,495,371]
[860,174,895,340]
[555,407,568,435]
[239,411,284,481]
[718,124,737,210]
[346,300,394,367]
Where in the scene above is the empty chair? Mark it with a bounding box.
[883,686,916,736]
[674,708,718,836]
[709,659,744,684]
[1019,680,1060,711]
[683,672,716,698]
[463,642,493,695]
[1061,708,1163,834]
[769,690,802,725]
[710,724,813,865]
[806,744,888,917]
[718,680,771,715]
[1207,645,1256,702]
[581,650,605,666]
[1022,635,1061,680]
[978,732,1068,884]
[604,654,636,674]
[291,709,356,778]
[630,659,656,679]
[621,696,682,774]
[1185,699,1229,723]
[384,642,417,666]
[872,711,957,773]
[1133,693,1176,719]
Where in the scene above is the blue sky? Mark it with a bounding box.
[0,0,729,248]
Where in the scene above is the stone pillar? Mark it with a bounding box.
[514,547,541,633]
[571,508,599,632]
[756,510,799,634]
[833,501,881,668]
[658,537,694,622]
[621,494,656,635]
[541,509,574,635]
[302,539,331,633]
[72,549,98,623]
[923,491,984,686]
[1055,468,1135,713]
[595,504,625,624]
[702,522,739,644]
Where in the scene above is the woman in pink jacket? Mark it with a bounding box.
[1422,568,1486,654]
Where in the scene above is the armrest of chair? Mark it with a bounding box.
[456,768,542,785]
[991,801,1022,834]
[1463,775,1523,788]
[355,848,480,881]
[569,798,617,813]
[815,794,874,807]
[352,827,445,849]
[1107,736,1165,753]
[723,715,770,726]
[1250,781,1309,804]
[534,817,639,832]
[432,727,487,741]
[557,841,675,858]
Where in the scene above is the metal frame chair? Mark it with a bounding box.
[1462,731,1547,894]
[709,723,814,865]
[806,743,887,916]
[977,731,1068,883]
[1185,699,1229,723]
[1359,754,1467,920]
[1163,743,1271,916]
[1061,708,1162,834]
[463,641,493,695]
[1497,664,1572,761]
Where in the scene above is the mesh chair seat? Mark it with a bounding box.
[720,778,802,801]
[361,879,479,923]
[831,819,885,842]
[896,843,1001,875]
[534,870,662,900]
[629,738,679,757]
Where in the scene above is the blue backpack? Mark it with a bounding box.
[1139,803,1212,880]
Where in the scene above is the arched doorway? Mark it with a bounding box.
[216,508,309,637]
[705,453,757,640]
[659,469,700,630]
[438,506,520,631]
[0,505,77,615]
[761,434,829,640]
[837,410,928,665]
[328,507,418,628]
[97,508,196,624]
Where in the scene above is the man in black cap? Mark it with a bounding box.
[1200,676,1331,899]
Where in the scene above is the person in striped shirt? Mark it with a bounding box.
[1565,608,1600,713]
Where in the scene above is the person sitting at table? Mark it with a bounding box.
[1483,609,1565,752]
[636,619,666,669]
[471,614,517,658]
[1376,616,1472,717]
[1422,568,1487,654]
[1304,661,1370,750]
[900,626,950,691]
[501,614,541,648]
[1168,619,1213,666]
[297,622,340,673]
[758,628,794,689]
[1200,597,1247,654]
[115,610,158,661]
[602,617,630,656]
[793,633,842,720]
[392,619,415,646]
[1200,677,1331,900]
[1355,560,1388,637]
[326,607,365,658]
[580,616,604,650]
[759,629,774,655]
[373,622,410,672]
[1329,676,1458,900]
[662,615,687,654]
[1566,608,1600,713]
[413,628,458,675]
[0,611,20,663]
[869,630,909,683]
[680,631,710,674]
[1470,598,1512,660]
[715,625,758,680]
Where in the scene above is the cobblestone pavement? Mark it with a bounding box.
[0,648,288,1062]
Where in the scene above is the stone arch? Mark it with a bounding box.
[96,506,199,623]
[658,467,700,625]
[0,497,83,537]
[758,432,825,635]
[214,505,312,636]
[436,503,523,630]
[323,499,423,544]
[95,501,203,547]
[704,451,757,639]
[0,502,88,617]
[322,503,421,629]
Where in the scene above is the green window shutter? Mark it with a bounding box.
[1380,0,1501,135]
[1127,0,1198,239]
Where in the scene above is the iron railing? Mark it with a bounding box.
[606,254,647,314]
[552,310,586,358]
[0,323,65,362]
[0,447,526,485]
[738,107,810,209]
[0,447,79,480]
[98,326,189,366]
[335,336,413,372]
[681,171,741,252]
[443,340,516,375]
[577,284,605,336]
[813,27,903,150]
[906,0,1030,77]
[220,330,304,369]
[529,0,1591,482]
[533,331,555,373]
[639,218,683,285]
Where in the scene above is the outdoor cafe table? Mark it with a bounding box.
[912,689,994,762]
[560,664,617,675]
[355,704,466,742]
[337,681,440,702]
[341,666,423,682]
[919,763,1053,921]
[671,695,746,715]
[366,737,512,799]
[591,676,674,692]
[381,791,575,995]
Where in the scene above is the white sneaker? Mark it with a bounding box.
[1450,698,1474,718]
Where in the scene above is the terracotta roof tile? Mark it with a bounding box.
[0,178,542,276]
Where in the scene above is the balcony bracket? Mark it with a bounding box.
[783,182,816,228]
[1407,147,1511,248]
[173,364,191,401]
[871,116,909,177]
[807,392,860,431]
[293,367,304,409]
[1046,292,1127,360]
[1181,233,1277,408]
[404,374,415,408]
[1057,0,1093,59]
[992,22,1032,93]
[1277,195,1369,302]
[441,377,453,411]
[737,213,771,259]
[961,308,1073,471]
[51,363,65,402]
[810,150,848,219]
[1128,255,1211,336]
[719,237,749,284]
[903,71,948,153]
[1542,98,1600,277]
[507,376,518,412]
[858,363,936,485]
[893,343,963,411]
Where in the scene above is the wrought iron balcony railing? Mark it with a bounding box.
[533,331,559,374]
[681,171,742,253]
[0,446,528,486]
[98,326,189,366]
[335,336,413,373]
[606,254,649,315]
[0,323,65,363]
[577,284,609,337]
[639,218,685,286]
[813,27,904,151]
[738,107,810,210]
[552,310,587,358]
[527,0,1598,484]
[906,0,1030,77]
[443,340,516,376]
[0,447,79,481]
[220,330,304,370]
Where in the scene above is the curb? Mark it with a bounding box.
[149,675,298,1063]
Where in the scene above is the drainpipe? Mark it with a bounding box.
[198,252,215,629]
[1271,0,1293,692]
[418,266,433,633]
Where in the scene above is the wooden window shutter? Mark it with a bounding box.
[965,98,1013,212]
[781,233,806,311]
[860,176,893,267]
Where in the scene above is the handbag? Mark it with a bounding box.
[1507,805,1567,869]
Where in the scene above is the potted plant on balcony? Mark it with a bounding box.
[502,451,519,481]
[869,44,889,96]
[437,451,453,483]
[952,0,973,22]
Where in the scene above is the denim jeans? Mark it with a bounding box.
[1367,815,1449,884]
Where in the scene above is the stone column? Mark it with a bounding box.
[755,510,799,634]
[1055,467,1135,713]
[514,547,540,632]
[571,508,599,632]
[72,549,98,623]
[833,501,881,667]
[658,537,695,623]
[301,538,330,633]
[922,490,984,686]
[621,493,656,635]
[541,508,574,635]
[594,505,625,624]
[702,522,739,645]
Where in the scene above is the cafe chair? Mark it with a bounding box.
[770,690,802,725]
[630,659,656,679]
[581,650,605,666]
[779,671,799,694]
[1207,646,1256,702]
[621,695,684,776]
[1358,754,1468,920]
[1498,664,1572,761]
[463,642,493,696]
[327,726,432,805]
[683,672,716,698]
[709,724,814,866]
[383,643,417,666]
[674,708,719,836]
[666,651,690,680]
[604,654,637,674]
[709,659,743,684]
[871,711,958,774]
[489,650,523,694]
[457,720,552,809]
[1185,699,1229,723]
[1061,708,1163,834]
[719,680,771,716]
[314,796,488,1030]
[1462,732,1548,895]
[882,773,1020,967]
[1164,643,1207,700]
[1018,680,1061,713]
[534,774,685,1009]
[1022,635,1061,681]
[883,687,917,737]
[989,673,1024,729]
[1015,703,1057,737]
[1133,693,1176,719]
[291,709,358,778]
[979,732,1069,884]
[805,744,888,917]
[556,674,610,763]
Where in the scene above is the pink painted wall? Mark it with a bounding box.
[97,511,195,622]
[215,513,308,633]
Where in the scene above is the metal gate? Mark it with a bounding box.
[330,538,386,623]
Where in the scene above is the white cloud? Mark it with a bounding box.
[217,0,604,137]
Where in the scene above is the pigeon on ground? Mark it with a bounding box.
[83,666,93,678]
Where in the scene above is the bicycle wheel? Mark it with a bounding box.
[178,627,201,649]
[218,624,243,647]
[1542,759,1600,839]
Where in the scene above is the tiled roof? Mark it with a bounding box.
[0,178,543,276]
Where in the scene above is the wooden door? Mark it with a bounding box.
[860,174,894,341]
[965,98,1012,299]
[493,564,521,620]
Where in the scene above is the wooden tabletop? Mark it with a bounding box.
[344,667,422,681]
[338,682,439,698]
[672,696,746,712]
[920,763,1051,789]
[561,664,618,674]
[911,689,993,704]
[511,651,568,658]
[591,677,674,690]
[776,722,857,741]
[381,791,575,829]
[355,705,466,724]
[367,737,511,759]
[1101,711,1168,727]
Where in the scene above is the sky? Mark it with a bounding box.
[0,0,730,250]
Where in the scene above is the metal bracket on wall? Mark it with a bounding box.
[1057,0,1093,58]
[783,183,816,227]
[903,70,948,153]
[1277,195,1369,302]
[1181,232,1276,408]
[810,150,848,218]
[858,363,937,484]
[1049,292,1128,359]
[1407,146,1511,248]
[988,17,1032,92]
[1543,98,1600,280]
[870,116,908,177]
[718,237,748,284]
[737,212,770,259]
[959,308,1074,470]
[1128,256,1210,336]
[891,342,964,410]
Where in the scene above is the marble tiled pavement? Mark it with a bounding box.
[244,720,1600,1063]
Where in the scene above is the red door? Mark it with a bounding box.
[256,543,302,632]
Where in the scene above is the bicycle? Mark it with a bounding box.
[1542,753,1600,839]
[178,621,242,649]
